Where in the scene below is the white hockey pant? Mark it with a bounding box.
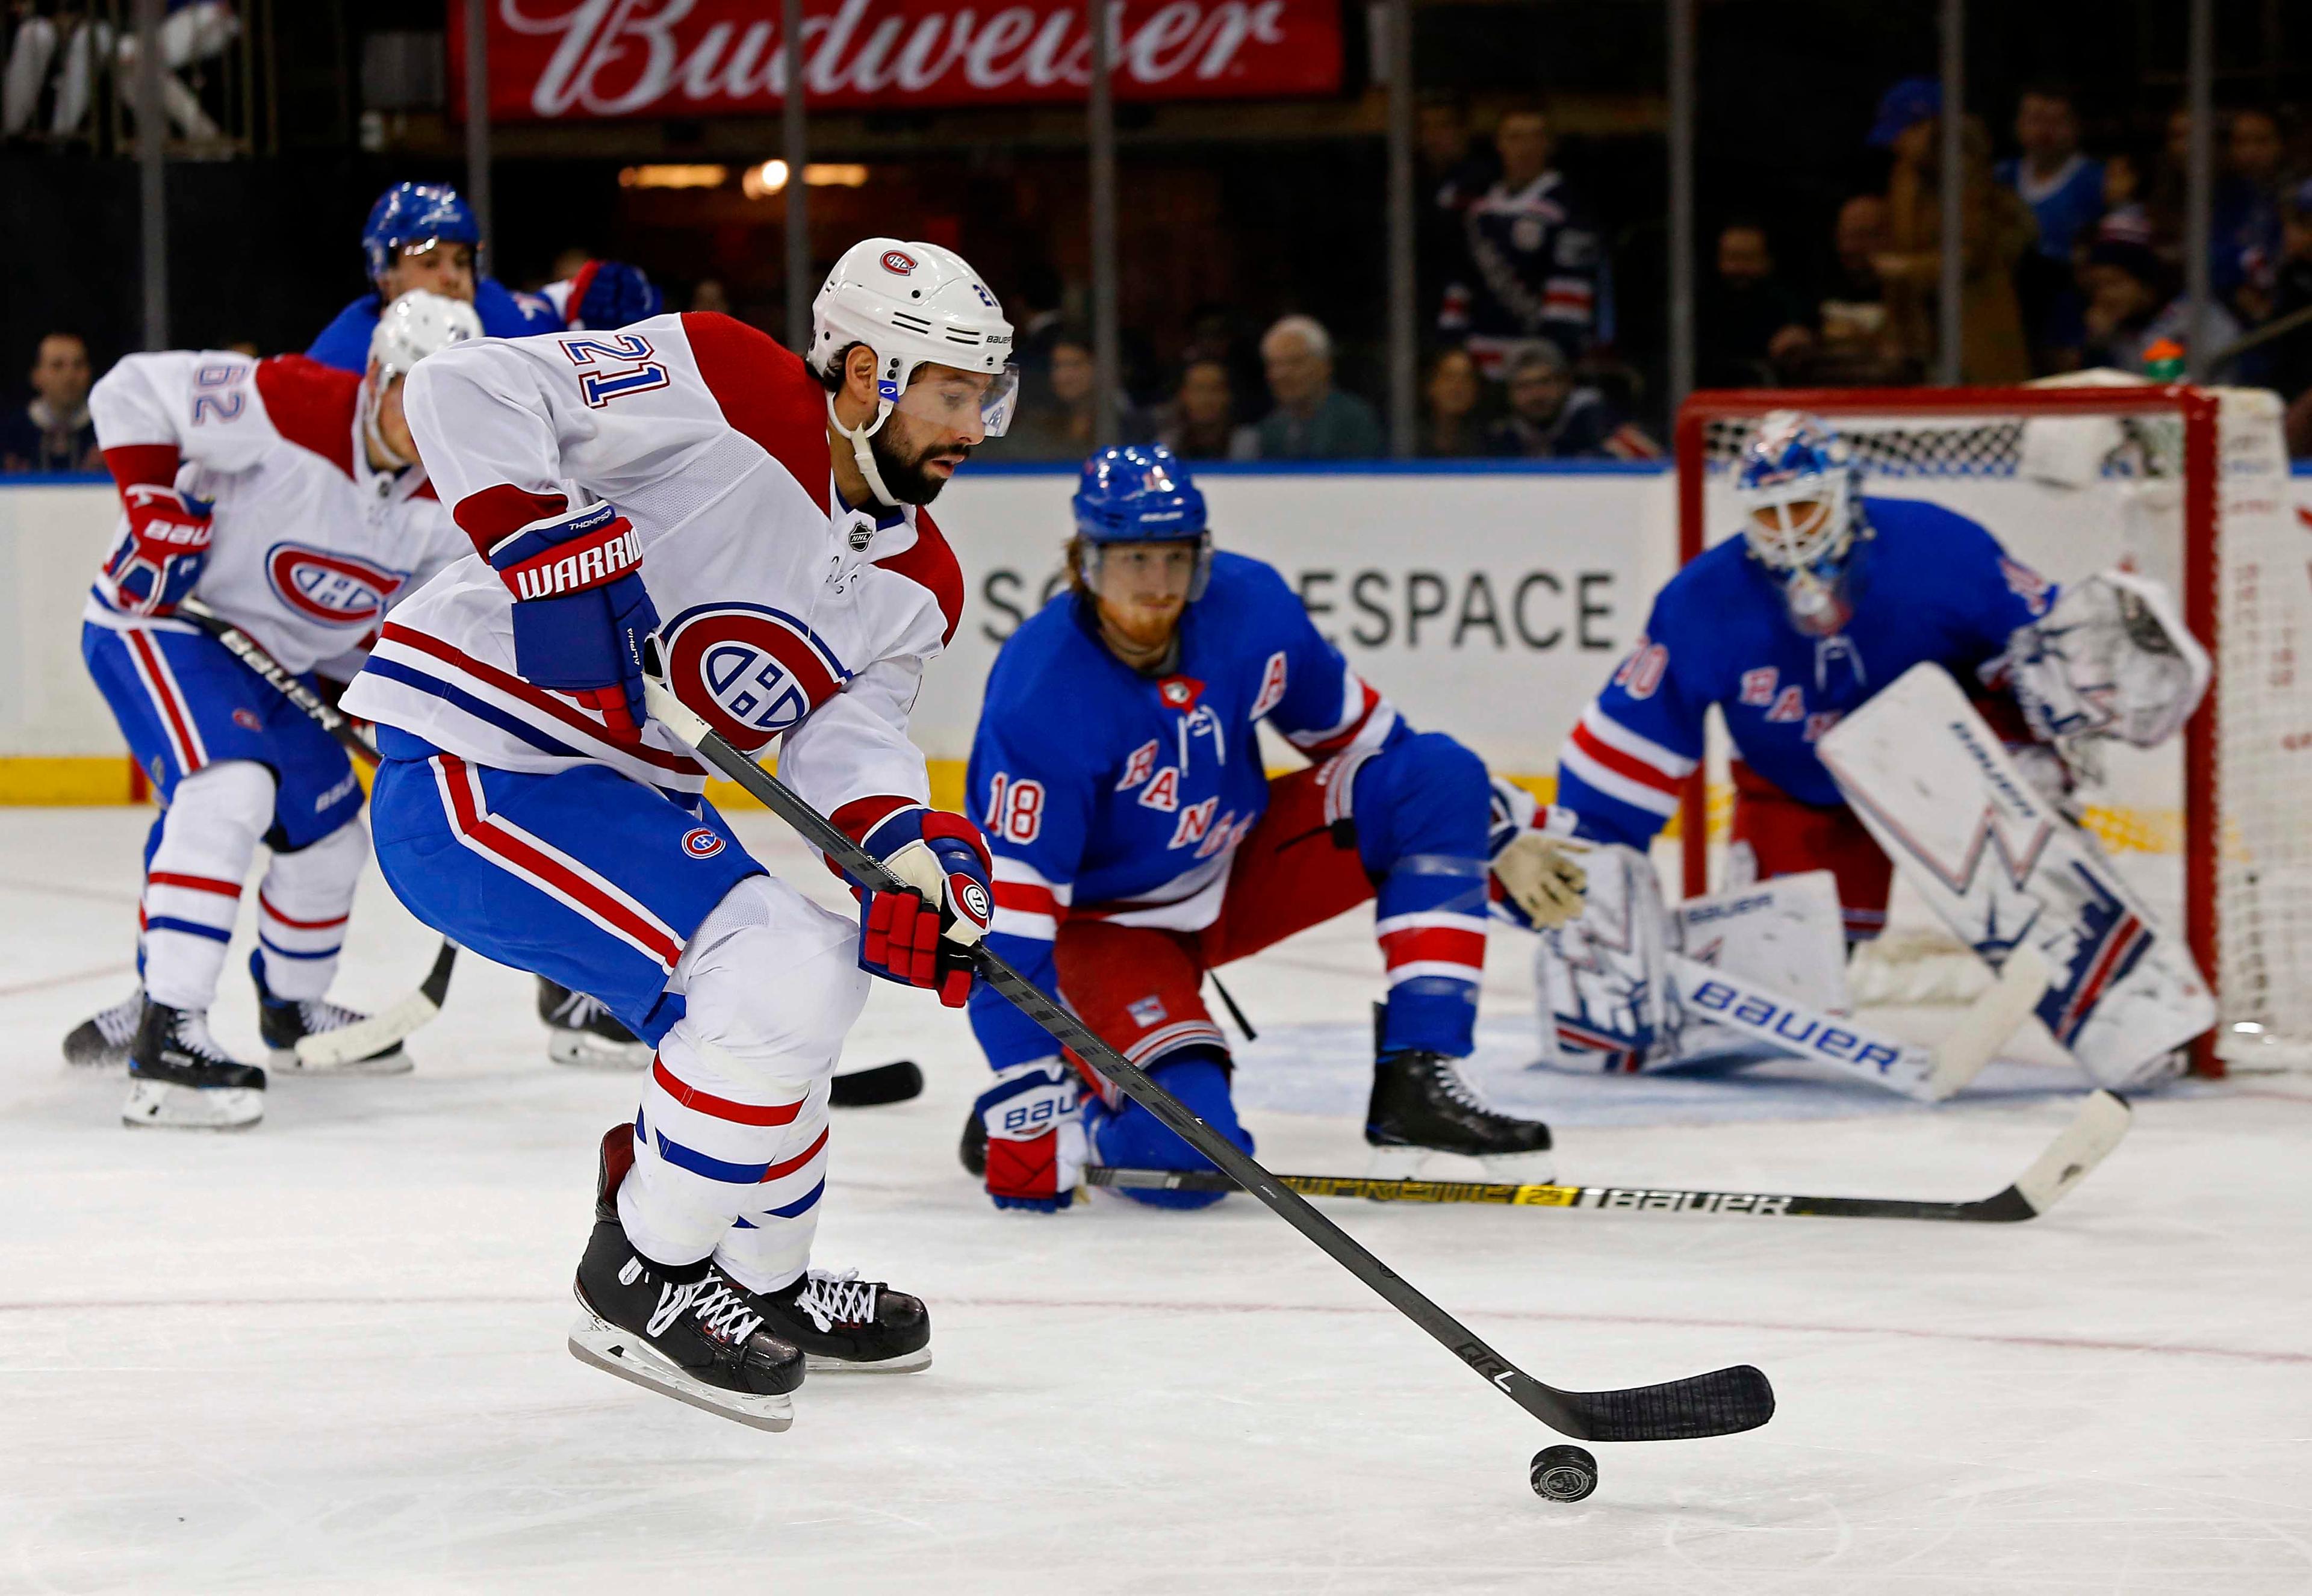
[619,874,869,1296]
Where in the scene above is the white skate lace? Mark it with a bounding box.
[170,1011,237,1066]
[95,993,143,1046]
[686,1275,768,1345]
[296,999,370,1034]
[793,1269,880,1333]
[1428,1058,1505,1119]
[553,990,611,1027]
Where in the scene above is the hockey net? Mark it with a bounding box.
[1674,380,2312,1074]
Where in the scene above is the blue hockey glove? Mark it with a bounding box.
[106,484,213,615]
[855,807,992,1007]
[486,500,657,736]
[1084,1051,1251,1210]
[568,260,663,329]
[975,1059,1086,1211]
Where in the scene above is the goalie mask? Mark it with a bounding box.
[1734,411,1862,637]
[810,238,1018,506]
[2006,570,2212,750]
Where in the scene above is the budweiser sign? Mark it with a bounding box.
[449,0,1344,120]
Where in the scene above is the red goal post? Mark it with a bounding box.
[1671,383,2257,1072]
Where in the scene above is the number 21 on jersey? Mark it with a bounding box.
[563,334,670,408]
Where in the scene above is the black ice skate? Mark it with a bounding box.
[1364,1049,1553,1183]
[123,1001,266,1130]
[250,949,411,1075]
[538,977,651,1070]
[567,1126,806,1432]
[63,989,144,1070]
[755,1269,933,1374]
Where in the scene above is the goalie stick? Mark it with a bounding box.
[175,599,459,1067]
[1090,1089,2132,1223]
[642,658,1773,1446]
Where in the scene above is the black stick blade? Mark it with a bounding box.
[830,1060,925,1108]
[1565,1364,1775,1442]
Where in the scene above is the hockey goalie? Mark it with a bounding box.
[1525,409,2213,1096]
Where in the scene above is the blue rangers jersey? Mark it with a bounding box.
[1556,497,2056,843]
[306,279,570,374]
[968,550,1402,1069]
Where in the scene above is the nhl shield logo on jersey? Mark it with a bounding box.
[659,602,852,753]
[681,828,726,860]
[263,543,405,626]
[1157,675,1204,712]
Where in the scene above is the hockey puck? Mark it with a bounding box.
[830,1060,924,1108]
[1529,1445,1598,1501]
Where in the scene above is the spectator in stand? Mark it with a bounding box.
[1810,195,1912,383]
[1997,84,2102,368]
[1418,93,1496,326]
[2078,240,2240,374]
[1438,102,1609,377]
[1010,260,1070,379]
[2265,180,2312,456]
[1254,315,1384,460]
[990,328,1148,459]
[1149,358,1257,461]
[2096,151,2155,248]
[1698,220,1813,387]
[1484,342,1658,461]
[689,279,732,315]
[2217,108,2289,324]
[1874,85,2037,383]
[1420,346,1489,458]
[0,331,100,473]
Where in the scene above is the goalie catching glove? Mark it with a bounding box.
[1486,777,1588,930]
[854,807,993,1008]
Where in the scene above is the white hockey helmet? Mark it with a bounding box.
[368,289,483,385]
[811,238,1016,501]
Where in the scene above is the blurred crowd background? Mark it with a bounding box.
[5,0,2311,474]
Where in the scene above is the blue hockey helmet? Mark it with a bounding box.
[362,182,481,284]
[1071,444,1212,599]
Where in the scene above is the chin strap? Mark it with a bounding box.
[826,391,899,508]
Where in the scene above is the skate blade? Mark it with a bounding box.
[1478,1150,1556,1184]
[806,1346,933,1374]
[548,1032,653,1071]
[268,1046,414,1077]
[121,1079,263,1130]
[1364,1145,1432,1181]
[567,1317,795,1432]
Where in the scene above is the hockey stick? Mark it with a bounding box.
[175,599,459,1066]
[831,1058,925,1107]
[642,662,1773,1445]
[1090,1089,2132,1223]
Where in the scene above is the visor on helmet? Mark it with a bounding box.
[884,359,1019,441]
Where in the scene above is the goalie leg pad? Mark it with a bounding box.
[1818,663,2215,1086]
[1537,844,1674,1072]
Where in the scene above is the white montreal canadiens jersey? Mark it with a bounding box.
[84,352,467,675]
[342,313,963,824]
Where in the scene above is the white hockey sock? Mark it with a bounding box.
[140,760,273,1012]
[255,818,367,1001]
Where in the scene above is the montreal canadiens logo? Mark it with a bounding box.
[956,878,991,923]
[682,828,726,859]
[264,543,404,626]
[881,249,918,275]
[659,602,851,754]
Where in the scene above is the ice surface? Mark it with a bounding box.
[2,807,2308,1594]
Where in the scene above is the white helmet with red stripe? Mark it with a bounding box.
[811,238,1017,503]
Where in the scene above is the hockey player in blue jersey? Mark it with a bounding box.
[1553,411,2058,942]
[305,182,662,378]
[959,445,1580,1212]
[1539,409,2208,1080]
[311,182,666,1067]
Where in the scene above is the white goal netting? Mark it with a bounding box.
[1680,382,2312,1072]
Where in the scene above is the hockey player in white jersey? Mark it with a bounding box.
[64,292,482,1128]
[341,239,1015,1427]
